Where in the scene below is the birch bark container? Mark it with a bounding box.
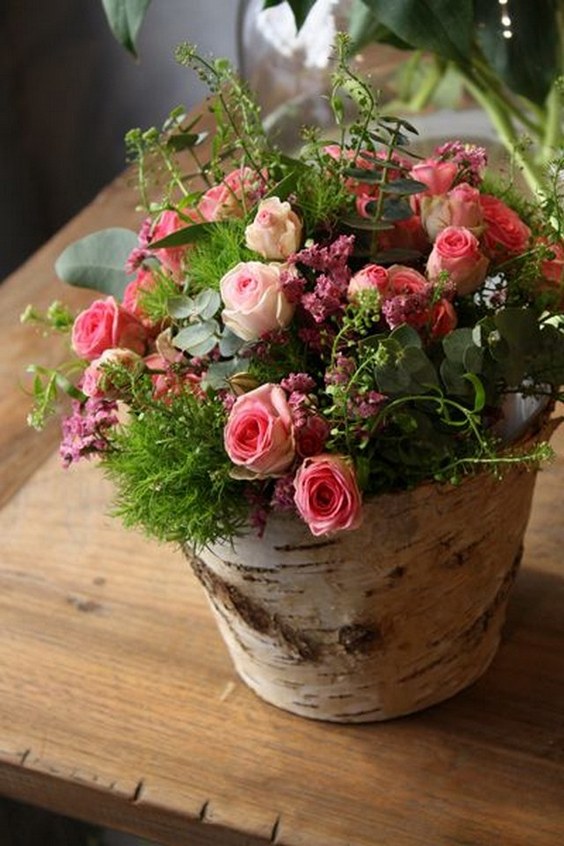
[185,456,547,722]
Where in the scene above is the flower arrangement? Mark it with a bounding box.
[23,41,564,548]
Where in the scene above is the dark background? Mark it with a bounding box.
[0,0,239,281]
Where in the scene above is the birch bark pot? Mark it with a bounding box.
[185,418,555,723]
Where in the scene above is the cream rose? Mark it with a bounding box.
[220,261,295,341]
[245,197,303,260]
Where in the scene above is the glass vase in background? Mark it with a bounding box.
[237,0,496,154]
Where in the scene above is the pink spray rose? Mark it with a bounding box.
[539,238,564,285]
[479,194,531,258]
[293,454,363,536]
[72,297,147,361]
[149,210,188,277]
[409,159,458,210]
[245,197,303,260]
[429,299,458,339]
[420,182,484,241]
[198,166,264,222]
[82,348,142,399]
[348,264,390,301]
[122,267,160,328]
[224,383,295,477]
[220,261,295,341]
[427,226,489,295]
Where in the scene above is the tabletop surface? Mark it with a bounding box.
[1,165,564,846]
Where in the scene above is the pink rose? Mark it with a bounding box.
[479,194,531,259]
[149,210,187,277]
[72,297,147,361]
[145,353,204,402]
[420,182,484,241]
[82,348,142,399]
[539,238,564,284]
[245,197,303,260]
[220,261,295,341]
[348,264,390,302]
[224,383,295,477]
[198,166,264,222]
[409,158,458,211]
[386,265,428,295]
[429,299,457,339]
[427,226,489,295]
[293,454,363,536]
[122,267,160,328]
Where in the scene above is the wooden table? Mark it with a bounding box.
[1,171,564,846]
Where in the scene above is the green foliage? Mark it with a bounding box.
[186,219,252,292]
[100,0,151,56]
[55,228,137,298]
[25,364,85,430]
[103,392,248,547]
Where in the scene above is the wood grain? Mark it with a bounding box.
[1,139,563,844]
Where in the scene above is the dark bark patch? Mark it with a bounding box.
[339,623,382,654]
[189,555,319,662]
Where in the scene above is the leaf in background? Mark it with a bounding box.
[55,228,138,299]
[474,0,561,105]
[100,0,152,57]
[347,0,413,52]
[263,0,318,29]
[358,0,473,63]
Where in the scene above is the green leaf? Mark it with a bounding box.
[167,295,196,319]
[100,0,151,57]
[347,0,413,52]
[150,221,227,249]
[194,289,221,321]
[379,178,428,195]
[55,228,138,298]
[218,330,245,358]
[264,0,318,29]
[358,0,473,63]
[173,321,219,356]
[166,131,209,153]
[474,0,561,105]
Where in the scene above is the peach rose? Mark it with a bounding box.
[122,267,159,328]
[72,297,147,361]
[245,197,303,260]
[224,383,295,477]
[427,226,489,295]
[82,348,142,399]
[293,454,363,536]
[420,183,484,241]
[479,194,531,258]
[220,261,295,341]
[348,264,390,302]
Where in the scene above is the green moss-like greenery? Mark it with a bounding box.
[187,219,254,292]
[102,391,248,548]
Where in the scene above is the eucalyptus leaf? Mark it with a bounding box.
[174,320,219,354]
[203,359,246,390]
[379,178,428,195]
[194,289,221,321]
[219,329,245,358]
[167,295,196,320]
[55,227,138,298]
[381,199,413,221]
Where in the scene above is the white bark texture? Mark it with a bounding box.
[186,441,551,722]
